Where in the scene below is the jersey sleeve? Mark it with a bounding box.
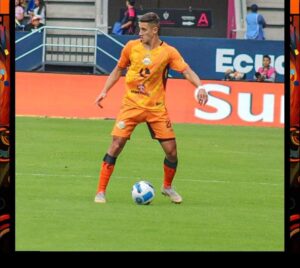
[117,42,132,69]
[168,47,189,73]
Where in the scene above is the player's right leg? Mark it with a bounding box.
[95,136,128,203]
[95,105,143,203]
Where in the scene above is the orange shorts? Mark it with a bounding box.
[111,105,175,139]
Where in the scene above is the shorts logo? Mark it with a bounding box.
[117,121,126,129]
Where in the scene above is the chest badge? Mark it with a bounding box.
[142,56,152,65]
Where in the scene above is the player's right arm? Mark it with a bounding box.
[95,65,124,108]
[95,41,133,108]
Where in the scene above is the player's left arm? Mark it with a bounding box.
[182,66,208,106]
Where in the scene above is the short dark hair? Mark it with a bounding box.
[250,4,258,12]
[263,55,271,61]
[139,12,160,26]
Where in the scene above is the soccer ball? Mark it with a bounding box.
[131,180,155,205]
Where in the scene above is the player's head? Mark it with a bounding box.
[126,0,135,6]
[32,15,42,26]
[34,0,44,6]
[138,12,160,44]
[250,4,258,13]
[262,55,271,68]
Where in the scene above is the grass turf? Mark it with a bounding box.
[16,117,284,251]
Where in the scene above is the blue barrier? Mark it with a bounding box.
[16,31,284,82]
[97,35,284,82]
[16,31,43,71]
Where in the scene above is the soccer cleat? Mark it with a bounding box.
[94,192,106,203]
[161,186,182,204]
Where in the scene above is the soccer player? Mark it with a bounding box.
[94,12,208,204]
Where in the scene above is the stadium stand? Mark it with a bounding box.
[16,0,284,75]
[43,0,108,71]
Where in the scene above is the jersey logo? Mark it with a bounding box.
[142,57,152,65]
[139,68,151,78]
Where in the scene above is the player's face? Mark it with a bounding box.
[32,19,40,26]
[139,22,158,44]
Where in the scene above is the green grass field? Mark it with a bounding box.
[16,117,284,251]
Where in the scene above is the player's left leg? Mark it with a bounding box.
[159,139,182,204]
[159,139,177,187]
[145,111,178,188]
[146,110,182,203]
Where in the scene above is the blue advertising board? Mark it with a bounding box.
[97,35,284,82]
[16,31,284,82]
[15,31,43,71]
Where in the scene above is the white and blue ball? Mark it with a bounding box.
[131,181,155,205]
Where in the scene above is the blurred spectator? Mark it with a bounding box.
[15,18,25,31]
[224,69,246,81]
[245,4,266,40]
[121,0,137,35]
[15,0,25,26]
[254,55,276,82]
[26,0,35,15]
[19,0,27,9]
[18,0,31,25]
[24,15,44,32]
[28,0,46,25]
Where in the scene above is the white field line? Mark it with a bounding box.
[16,115,111,120]
[16,172,281,187]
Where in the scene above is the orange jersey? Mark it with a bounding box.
[117,39,189,110]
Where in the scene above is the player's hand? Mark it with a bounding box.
[195,86,208,106]
[95,92,107,108]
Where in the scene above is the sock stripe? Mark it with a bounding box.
[164,158,177,169]
[103,153,117,165]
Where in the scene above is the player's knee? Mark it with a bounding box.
[110,140,126,154]
[111,143,122,152]
[166,149,177,162]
